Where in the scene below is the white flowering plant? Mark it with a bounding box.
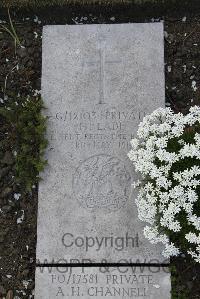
[128,106,200,263]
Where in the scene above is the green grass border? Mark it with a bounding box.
[0,0,193,8]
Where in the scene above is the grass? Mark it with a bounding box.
[0,8,22,51]
[0,0,190,8]
[170,264,190,299]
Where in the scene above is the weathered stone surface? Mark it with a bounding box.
[36,23,165,264]
[35,266,171,299]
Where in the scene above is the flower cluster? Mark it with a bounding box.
[128,106,200,263]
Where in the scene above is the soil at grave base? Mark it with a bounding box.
[0,5,200,299]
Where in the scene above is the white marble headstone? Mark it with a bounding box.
[35,22,171,299]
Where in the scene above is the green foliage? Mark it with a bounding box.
[0,0,180,8]
[170,264,190,299]
[0,96,48,191]
[0,9,22,49]
[154,123,200,257]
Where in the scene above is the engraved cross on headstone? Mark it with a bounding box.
[83,36,121,104]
